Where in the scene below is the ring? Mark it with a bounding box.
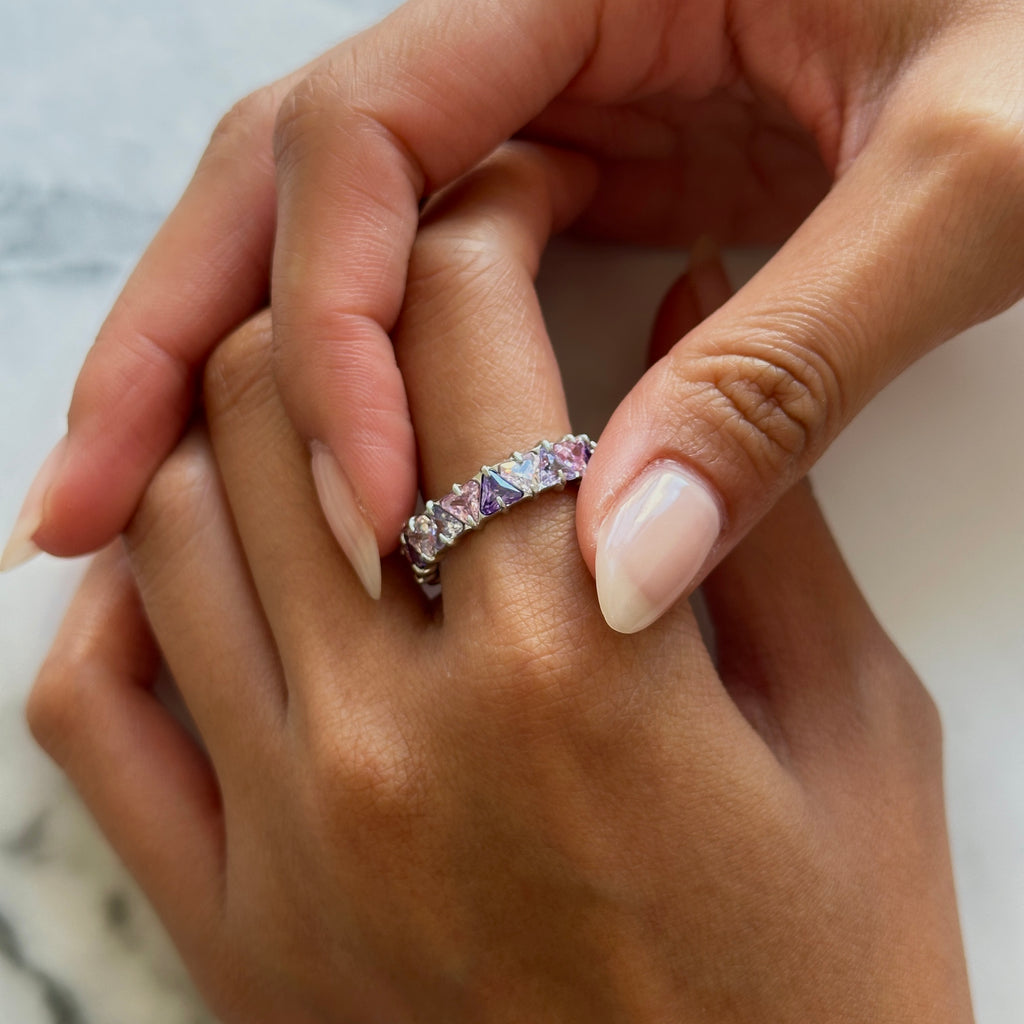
[400,434,596,584]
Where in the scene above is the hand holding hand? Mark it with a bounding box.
[29,146,972,1023]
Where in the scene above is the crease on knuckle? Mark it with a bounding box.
[307,698,428,838]
[128,440,217,558]
[272,70,344,169]
[690,328,842,481]
[203,313,275,419]
[406,234,521,331]
[205,90,278,167]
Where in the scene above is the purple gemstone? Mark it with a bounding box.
[440,478,481,527]
[430,505,463,544]
[405,513,442,560]
[480,469,523,516]
[498,452,539,496]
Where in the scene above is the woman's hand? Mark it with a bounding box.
[7,0,1024,635]
[27,145,972,1023]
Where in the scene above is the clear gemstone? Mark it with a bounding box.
[430,505,463,544]
[480,469,523,515]
[440,479,481,527]
[405,514,442,560]
[498,451,540,496]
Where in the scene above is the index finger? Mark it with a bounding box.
[9,0,600,572]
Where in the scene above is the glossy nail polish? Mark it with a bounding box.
[596,461,720,634]
[310,442,381,600]
[0,437,68,572]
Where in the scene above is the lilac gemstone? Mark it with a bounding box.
[439,478,481,527]
[535,447,562,487]
[498,451,540,496]
[430,505,464,545]
[406,513,442,561]
[480,469,524,516]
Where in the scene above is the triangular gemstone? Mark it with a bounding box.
[480,469,523,516]
[498,451,539,496]
[406,513,442,560]
[431,505,464,545]
[440,478,481,527]
[552,439,587,480]
[536,447,561,487]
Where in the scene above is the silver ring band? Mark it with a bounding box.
[400,434,596,584]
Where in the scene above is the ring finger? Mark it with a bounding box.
[395,143,601,629]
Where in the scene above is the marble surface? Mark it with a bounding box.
[0,1,1021,1021]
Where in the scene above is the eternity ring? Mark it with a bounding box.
[400,434,596,584]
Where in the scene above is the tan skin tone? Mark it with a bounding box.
[15,0,1024,640]
[29,146,972,1023]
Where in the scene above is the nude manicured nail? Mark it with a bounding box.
[596,461,721,634]
[310,443,381,600]
[0,437,68,573]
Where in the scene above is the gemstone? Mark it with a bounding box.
[405,513,442,561]
[430,505,464,545]
[480,469,524,516]
[552,438,588,480]
[535,447,562,487]
[440,478,481,527]
[498,451,540,496]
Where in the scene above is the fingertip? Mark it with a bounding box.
[1,436,68,571]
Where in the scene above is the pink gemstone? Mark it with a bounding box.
[406,514,442,560]
[552,439,586,480]
[440,478,481,527]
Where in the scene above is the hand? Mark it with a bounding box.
[28,145,972,1023]
[6,0,1024,635]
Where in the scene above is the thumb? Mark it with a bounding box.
[581,88,1024,633]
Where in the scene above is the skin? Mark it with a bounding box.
[28,146,973,1023]
[17,0,1024,628]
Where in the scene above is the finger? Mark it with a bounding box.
[3,74,301,568]
[201,311,424,701]
[395,143,606,626]
[643,241,928,769]
[580,60,1024,634]
[268,0,605,592]
[123,427,286,787]
[702,480,933,775]
[395,143,775,780]
[26,545,223,951]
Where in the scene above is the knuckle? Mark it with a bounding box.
[406,231,520,331]
[203,310,274,417]
[272,69,345,169]
[205,89,278,163]
[306,698,429,833]
[686,333,842,481]
[128,433,216,551]
[27,649,92,761]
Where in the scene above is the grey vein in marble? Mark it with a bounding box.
[0,182,160,279]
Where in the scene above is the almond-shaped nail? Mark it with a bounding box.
[0,437,68,573]
[310,442,381,600]
[596,461,721,634]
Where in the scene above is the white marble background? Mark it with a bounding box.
[0,1,1021,1021]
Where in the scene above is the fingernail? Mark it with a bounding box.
[310,442,381,600]
[596,461,721,634]
[687,235,731,318]
[0,437,68,573]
